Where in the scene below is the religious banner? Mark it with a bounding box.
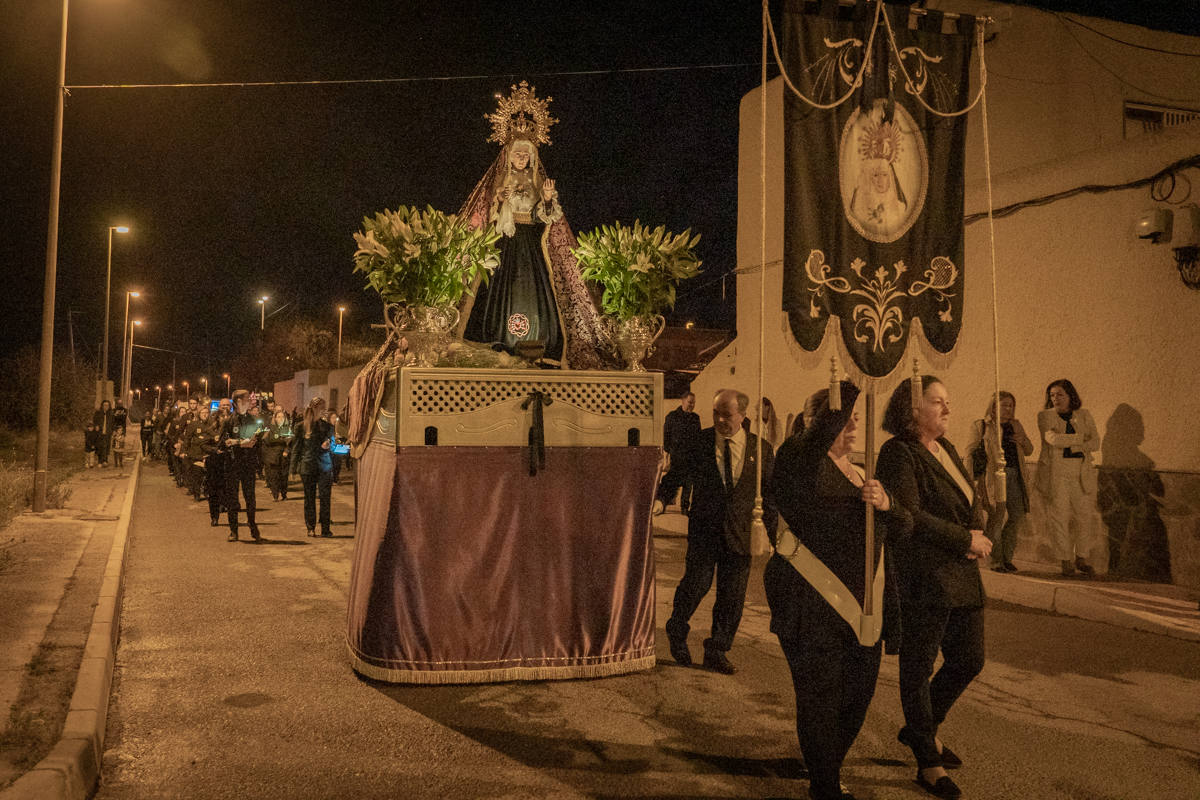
[781,0,977,378]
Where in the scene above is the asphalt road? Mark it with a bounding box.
[96,462,1200,800]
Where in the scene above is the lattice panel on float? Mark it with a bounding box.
[373,368,663,447]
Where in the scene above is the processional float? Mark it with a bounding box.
[344,83,665,684]
[753,0,1005,644]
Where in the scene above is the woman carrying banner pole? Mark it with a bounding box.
[766,381,909,800]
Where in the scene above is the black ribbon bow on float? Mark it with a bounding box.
[521,390,554,476]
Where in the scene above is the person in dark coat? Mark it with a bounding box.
[665,389,778,674]
[262,409,294,501]
[656,391,702,514]
[765,382,910,800]
[92,400,115,466]
[290,396,335,537]
[219,389,265,542]
[876,376,992,800]
[181,406,217,502]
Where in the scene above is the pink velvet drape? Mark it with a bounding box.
[347,444,659,683]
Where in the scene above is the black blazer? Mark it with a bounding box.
[683,427,778,555]
[766,382,910,646]
[876,434,985,610]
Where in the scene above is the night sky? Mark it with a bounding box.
[2,1,1195,390]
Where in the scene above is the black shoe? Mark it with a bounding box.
[320,529,333,537]
[249,526,262,541]
[667,635,692,667]
[1075,558,1095,576]
[1004,562,1018,573]
[227,532,238,542]
[939,744,962,769]
[1061,560,1076,577]
[898,728,962,769]
[702,649,736,675]
[915,771,961,799]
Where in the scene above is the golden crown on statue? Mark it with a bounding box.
[486,80,558,147]
[857,119,903,163]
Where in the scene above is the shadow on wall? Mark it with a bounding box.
[1097,403,1172,583]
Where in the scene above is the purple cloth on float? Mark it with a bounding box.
[347,445,659,683]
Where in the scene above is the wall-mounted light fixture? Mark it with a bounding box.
[1136,203,1200,289]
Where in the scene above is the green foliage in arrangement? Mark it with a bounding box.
[573,220,702,321]
[352,206,501,308]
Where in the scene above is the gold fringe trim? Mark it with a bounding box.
[347,642,657,684]
[780,311,962,394]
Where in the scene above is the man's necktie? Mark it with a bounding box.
[723,437,734,493]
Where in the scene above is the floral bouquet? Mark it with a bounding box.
[352,205,501,308]
[572,220,702,321]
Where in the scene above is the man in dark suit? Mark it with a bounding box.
[655,391,701,514]
[665,389,778,674]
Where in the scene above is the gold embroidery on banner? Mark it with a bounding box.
[805,250,958,352]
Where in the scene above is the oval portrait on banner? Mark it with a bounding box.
[839,100,927,244]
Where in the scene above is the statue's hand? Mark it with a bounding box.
[541,179,557,202]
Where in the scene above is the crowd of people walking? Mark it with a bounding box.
[124,391,349,541]
[663,377,1098,800]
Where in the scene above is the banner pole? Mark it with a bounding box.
[864,388,876,616]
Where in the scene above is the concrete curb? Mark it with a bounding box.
[1,456,141,800]
[981,567,1200,642]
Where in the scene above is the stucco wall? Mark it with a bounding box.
[692,7,1200,583]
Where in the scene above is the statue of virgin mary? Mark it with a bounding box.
[457,82,615,370]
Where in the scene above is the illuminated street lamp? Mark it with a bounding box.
[222,372,230,396]
[201,376,208,396]
[118,289,140,406]
[126,320,142,405]
[337,305,347,368]
[155,385,162,410]
[168,383,174,404]
[99,224,130,404]
[258,295,270,330]
[181,379,190,400]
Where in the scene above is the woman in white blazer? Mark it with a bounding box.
[1035,379,1100,577]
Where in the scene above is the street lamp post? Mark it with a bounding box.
[181,379,190,401]
[99,224,130,405]
[258,295,270,330]
[201,376,208,396]
[155,385,161,411]
[126,320,142,405]
[222,372,230,396]
[118,289,140,405]
[33,0,71,511]
[337,305,346,368]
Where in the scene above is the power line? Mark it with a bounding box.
[1059,14,1200,58]
[64,62,760,91]
[1056,15,1200,104]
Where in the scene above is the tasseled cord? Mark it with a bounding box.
[911,357,922,411]
[829,356,841,411]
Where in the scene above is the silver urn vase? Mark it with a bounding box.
[612,314,666,372]
[384,303,461,367]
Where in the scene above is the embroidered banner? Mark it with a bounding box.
[781,0,975,378]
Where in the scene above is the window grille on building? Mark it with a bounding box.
[1124,101,1200,138]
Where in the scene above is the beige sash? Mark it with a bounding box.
[777,526,885,646]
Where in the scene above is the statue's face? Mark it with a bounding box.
[868,161,892,195]
[509,148,530,170]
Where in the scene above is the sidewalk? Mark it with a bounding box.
[0,457,139,798]
[651,509,1200,642]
